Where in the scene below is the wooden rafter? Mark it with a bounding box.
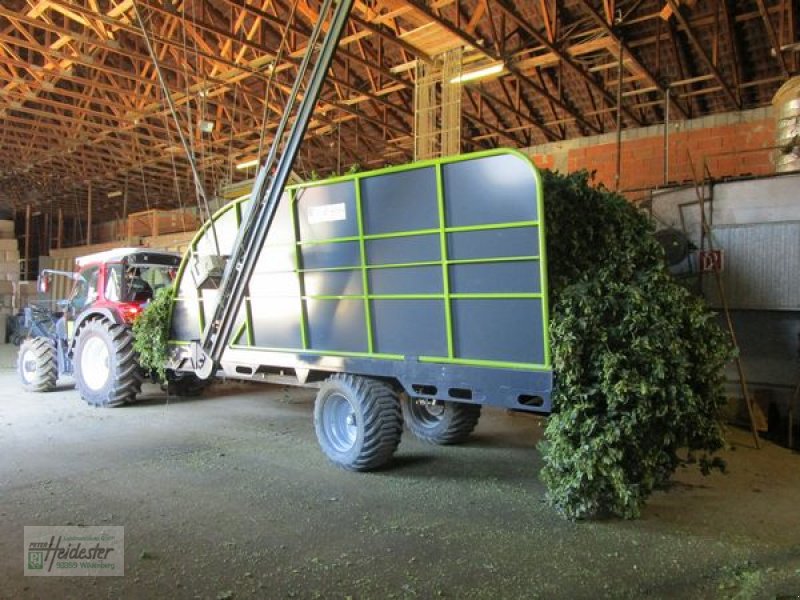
[0,0,790,219]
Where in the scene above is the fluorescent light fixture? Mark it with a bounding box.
[236,158,260,170]
[449,62,504,84]
[107,190,123,198]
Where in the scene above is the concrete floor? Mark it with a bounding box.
[1,345,799,599]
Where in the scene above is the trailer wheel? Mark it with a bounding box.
[74,319,142,408]
[401,396,481,445]
[18,337,58,392]
[167,374,210,397]
[314,374,403,471]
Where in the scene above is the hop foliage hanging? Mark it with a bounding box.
[540,170,733,520]
[132,286,176,383]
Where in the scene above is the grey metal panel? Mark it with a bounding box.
[303,268,362,296]
[263,195,296,246]
[447,228,539,260]
[452,299,544,364]
[704,221,800,310]
[368,265,442,295]
[170,298,200,341]
[196,287,246,340]
[253,244,296,273]
[442,154,539,227]
[296,182,358,241]
[651,175,800,242]
[366,234,440,265]
[370,299,447,357]
[300,241,360,270]
[250,296,303,349]
[200,287,219,322]
[727,310,800,387]
[361,167,438,235]
[713,175,800,225]
[248,271,301,298]
[196,207,239,256]
[306,298,367,352]
[449,261,541,294]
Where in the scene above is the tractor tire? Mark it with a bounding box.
[314,374,403,471]
[18,337,58,392]
[74,319,142,408]
[401,396,481,445]
[167,374,210,397]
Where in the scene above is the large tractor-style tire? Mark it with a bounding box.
[167,373,210,398]
[314,374,403,471]
[18,337,58,392]
[401,396,481,445]
[73,319,142,407]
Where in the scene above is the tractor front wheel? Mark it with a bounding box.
[314,374,403,471]
[74,319,142,407]
[18,337,58,392]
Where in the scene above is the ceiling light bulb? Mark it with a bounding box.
[449,62,505,84]
[236,158,260,170]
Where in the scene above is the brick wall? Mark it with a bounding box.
[525,107,777,197]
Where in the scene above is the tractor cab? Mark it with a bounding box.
[19,248,181,406]
[65,248,181,327]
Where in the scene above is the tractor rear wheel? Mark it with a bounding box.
[314,374,403,471]
[74,319,142,407]
[401,396,481,445]
[18,337,58,392]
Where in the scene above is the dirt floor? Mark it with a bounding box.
[0,345,798,599]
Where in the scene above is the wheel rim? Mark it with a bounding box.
[408,399,445,430]
[81,336,111,391]
[20,348,37,383]
[323,392,358,452]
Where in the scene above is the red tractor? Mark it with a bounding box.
[17,248,182,406]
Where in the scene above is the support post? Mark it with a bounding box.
[56,208,63,250]
[24,204,31,281]
[122,177,128,242]
[86,182,93,246]
[663,87,670,185]
[614,38,624,191]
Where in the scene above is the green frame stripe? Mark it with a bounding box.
[289,188,310,349]
[353,176,375,353]
[227,344,404,361]
[435,163,455,358]
[293,221,540,247]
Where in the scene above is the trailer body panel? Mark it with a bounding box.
[169,149,553,412]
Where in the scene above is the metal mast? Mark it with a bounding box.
[195,0,354,377]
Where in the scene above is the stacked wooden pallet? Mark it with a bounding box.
[0,220,19,342]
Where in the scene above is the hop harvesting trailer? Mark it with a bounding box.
[169,149,552,470]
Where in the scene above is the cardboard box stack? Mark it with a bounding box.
[0,220,19,342]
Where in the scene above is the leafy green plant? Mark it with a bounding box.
[132,286,176,383]
[540,170,733,520]
[345,163,362,174]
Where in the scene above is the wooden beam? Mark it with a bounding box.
[754,0,789,77]
[577,0,690,119]
[493,0,643,127]
[402,0,595,137]
[665,0,740,109]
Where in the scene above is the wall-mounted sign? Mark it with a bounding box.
[698,249,724,272]
[308,202,346,224]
